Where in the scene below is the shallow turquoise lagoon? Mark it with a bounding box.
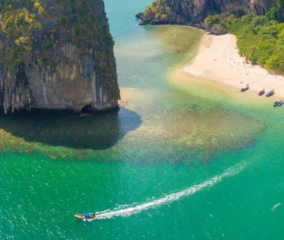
[1,0,284,239]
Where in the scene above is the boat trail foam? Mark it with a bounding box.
[271,203,281,211]
[88,161,247,220]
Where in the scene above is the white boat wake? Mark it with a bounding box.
[271,203,281,211]
[87,161,247,221]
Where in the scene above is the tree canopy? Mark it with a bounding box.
[205,1,284,75]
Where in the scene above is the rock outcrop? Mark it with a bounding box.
[137,0,275,26]
[0,0,120,113]
[209,24,228,35]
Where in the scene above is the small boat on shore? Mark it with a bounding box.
[241,84,249,92]
[274,101,279,107]
[259,89,265,96]
[74,213,96,219]
[266,90,275,97]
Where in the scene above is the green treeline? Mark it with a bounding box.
[205,1,284,74]
[143,0,171,20]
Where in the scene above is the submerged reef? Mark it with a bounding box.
[0,0,120,113]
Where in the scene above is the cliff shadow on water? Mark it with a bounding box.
[0,107,141,151]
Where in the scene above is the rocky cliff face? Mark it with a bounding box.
[137,0,275,26]
[0,0,120,113]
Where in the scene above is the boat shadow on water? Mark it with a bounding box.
[0,106,142,151]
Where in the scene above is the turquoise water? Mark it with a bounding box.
[1,1,284,239]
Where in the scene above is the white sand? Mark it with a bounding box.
[182,34,284,98]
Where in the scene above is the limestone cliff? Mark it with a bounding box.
[137,0,276,26]
[0,0,120,113]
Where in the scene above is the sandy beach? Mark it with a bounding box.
[182,34,284,98]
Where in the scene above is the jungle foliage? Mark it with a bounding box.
[205,1,284,75]
[143,0,171,20]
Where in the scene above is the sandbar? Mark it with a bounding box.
[182,34,284,98]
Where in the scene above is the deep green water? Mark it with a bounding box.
[1,1,284,239]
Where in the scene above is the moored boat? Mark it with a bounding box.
[266,90,275,97]
[241,84,249,92]
[278,100,283,106]
[74,213,96,219]
[259,89,265,96]
[274,101,279,107]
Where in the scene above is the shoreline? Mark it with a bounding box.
[180,33,284,99]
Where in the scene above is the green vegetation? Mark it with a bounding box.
[0,0,119,100]
[204,1,284,75]
[143,0,171,21]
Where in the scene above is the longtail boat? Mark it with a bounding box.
[259,89,265,96]
[241,84,249,92]
[74,213,96,219]
[266,90,275,97]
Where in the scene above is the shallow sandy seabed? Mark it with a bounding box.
[119,88,265,163]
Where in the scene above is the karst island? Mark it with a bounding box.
[0,0,120,114]
[2,0,284,239]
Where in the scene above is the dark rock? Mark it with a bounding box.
[0,0,120,114]
[137,0,275,26]
[209,24,228,35]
